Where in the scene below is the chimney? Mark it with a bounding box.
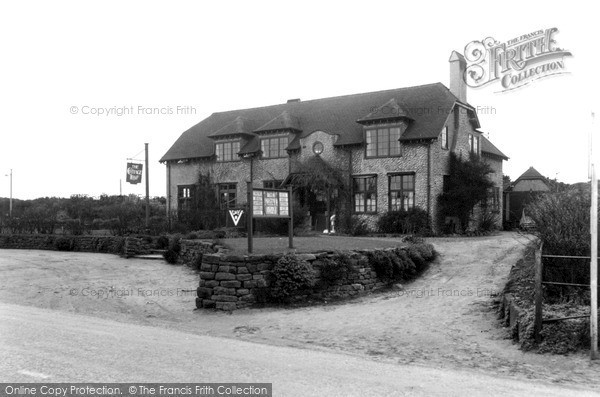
[449,51,467,103]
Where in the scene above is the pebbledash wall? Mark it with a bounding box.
[167,107,502,232]
[196,250,390,311]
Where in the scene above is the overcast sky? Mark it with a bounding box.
[0,1,598,199]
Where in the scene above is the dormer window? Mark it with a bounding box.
[365,126,401,158]
[215,141,240,162]
[260,136,289,159]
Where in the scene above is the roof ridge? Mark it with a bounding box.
[211,82,447,115]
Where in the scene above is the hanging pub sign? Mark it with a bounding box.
[126,162,143,184]
[252,189,289,217]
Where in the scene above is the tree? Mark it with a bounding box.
[437,152,494,231]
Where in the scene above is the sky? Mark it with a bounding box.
[0,0,598,199]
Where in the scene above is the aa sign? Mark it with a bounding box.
[126,163,143,184]
[229,209,244,226]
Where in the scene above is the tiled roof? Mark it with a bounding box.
[160,83,480,162]
[254,110,302,133]
[208,116,257,138]
[480,135,509,160]
[356,98,413,124]
[516,167,546,181]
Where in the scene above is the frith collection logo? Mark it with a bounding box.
[463,28,572,92]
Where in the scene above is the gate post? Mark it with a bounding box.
[534,242,543,343]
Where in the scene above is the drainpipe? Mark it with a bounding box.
[427,142,431,219]
[167,161,172,230]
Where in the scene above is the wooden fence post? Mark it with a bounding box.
[534,242,543,343]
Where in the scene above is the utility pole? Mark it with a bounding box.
[591,112,598,360]
[145,143,150,231]
[5,169,12,217]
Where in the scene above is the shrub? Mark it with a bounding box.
[269,254,316,302]
[163,235,182,264]
[369,250,395,282]
[527,190,591,301]
[478,207,499,232]
[156,235,169,249]
[348,216,370,236]
[186,232,199,240]
[393,249,416,278]
[378,208,431,235]
[54,237,72,251]
[163,249,179,264]
[319,253,355,286]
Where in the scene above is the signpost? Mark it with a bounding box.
[247,183,293,253]
[591,112,598,360]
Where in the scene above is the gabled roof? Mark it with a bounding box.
[254,110,302,133]
[160,82,479,162]
[208,116,257,138]
[480,135,508,160]
[356,98,413,124]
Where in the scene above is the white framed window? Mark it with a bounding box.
[260,136,289,159]
[365,127,401,158]
[469,134,480,155]
[215,141,240,162]
[441,126,448,149]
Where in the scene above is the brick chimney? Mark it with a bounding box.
[449,51,467,103]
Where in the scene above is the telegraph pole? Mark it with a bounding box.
[591,112,598,360]
[5,169,12,217]
[145,143,150,231]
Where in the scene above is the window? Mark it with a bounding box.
[389,174,415,211]
[443,175,450,193]
[469,134,480,155]
[215,141,240,162]
[490,186,500,212]
[178,185,194,211]
[353,176,377,213]
[218,183,237,209]
[365,127,401,158]
[261,136,289,159]
[263,180,283,189]
[441,126,448,149]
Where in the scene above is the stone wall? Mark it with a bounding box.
[178,239,219,265]
[196,250,391,311]
[0,234,152,256]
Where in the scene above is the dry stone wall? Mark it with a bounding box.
[196,251,390,311]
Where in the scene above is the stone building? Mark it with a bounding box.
[160,52,508,232]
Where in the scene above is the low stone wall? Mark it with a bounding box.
[0,234,152,256]
[179,239,219,265]
[196,251,389,311]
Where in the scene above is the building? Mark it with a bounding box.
[160,52,508,232]
[503,166,550,229]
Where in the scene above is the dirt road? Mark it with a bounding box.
[1,302,591,396]
[0,232,599,391]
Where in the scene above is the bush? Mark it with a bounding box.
[163,235,182,264]
[319,253,355,286]
[527,190,591,301]
[163,249,179,264]
[348,216,370,236]
[156,235,169,249]
[378,208,431,235]
[478,207,499,232]
[369,250,395,282]
[54,237,72,251]
[186,232,199,240]
[269,254,315,302]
